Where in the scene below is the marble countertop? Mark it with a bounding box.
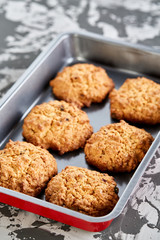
[0,0,160,239]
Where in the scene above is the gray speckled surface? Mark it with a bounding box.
[0,0,160,239]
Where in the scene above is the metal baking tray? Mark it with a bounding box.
[0,32,160,232]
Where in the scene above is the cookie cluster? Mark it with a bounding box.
[0,63,158,217]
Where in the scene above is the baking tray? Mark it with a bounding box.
[0,32,160,232]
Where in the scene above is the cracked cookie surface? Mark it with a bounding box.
[84,120,154,172]
[50,63,114,108]
[0,140,57,196]
[109,77,160,124]
[45,166,119,217]
[22,100,93,154]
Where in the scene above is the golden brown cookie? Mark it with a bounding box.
[0,140,57,196]
[45,166,119,217]
[109,77,160,124]
[50,63,114,108]
[84,120,154,172]
[22,100,93,154]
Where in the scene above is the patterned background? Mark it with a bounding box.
[0,0,160,239]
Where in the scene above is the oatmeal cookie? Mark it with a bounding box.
[50,63,114,108]
[84,120,154,172]
[45,166,119,217]
[0,140,57,196]
[109,77,160,124]
[22,100,93,154]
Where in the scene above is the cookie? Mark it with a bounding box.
[109,77,160,124]
[0,140,57,196]
[50,63,114,108]
[22,100,93,154]
[84,120,154,172]
[45,166,119,217]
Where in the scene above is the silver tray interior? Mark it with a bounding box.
[0,32,160,220]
